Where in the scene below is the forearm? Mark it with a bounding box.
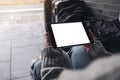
[40,47,66,80]
[88,40,112,59]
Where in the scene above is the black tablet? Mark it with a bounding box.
[47,22,93,48]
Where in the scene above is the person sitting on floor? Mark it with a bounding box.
[30,30,112,80]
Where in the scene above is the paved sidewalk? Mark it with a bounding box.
[0,4,45,80]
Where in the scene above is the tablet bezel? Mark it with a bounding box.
[47,22,94,48]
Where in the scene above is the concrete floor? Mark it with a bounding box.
[0,4,45,80]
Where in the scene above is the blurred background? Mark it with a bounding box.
[0,0,43,5]
[0,0,45,80]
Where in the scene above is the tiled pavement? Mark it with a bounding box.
[0,5,45,80]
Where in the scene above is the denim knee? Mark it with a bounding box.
[69,46,93,69]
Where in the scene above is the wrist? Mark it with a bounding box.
[83,44,91,51]
[41,47,64,68]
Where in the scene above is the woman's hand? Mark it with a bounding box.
[44,32,51,48]
[84,30,97,51]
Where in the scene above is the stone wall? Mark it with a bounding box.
[83,0,120,20]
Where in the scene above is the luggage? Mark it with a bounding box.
[51,0,63,23]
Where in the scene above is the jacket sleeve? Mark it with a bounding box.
[40,47,65,80]
[88,40,113,59]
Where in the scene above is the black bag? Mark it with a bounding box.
[51,0,93,23]
[89,18,120,52]
[58,2,87,22]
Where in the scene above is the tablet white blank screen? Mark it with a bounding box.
[51,22,90,47]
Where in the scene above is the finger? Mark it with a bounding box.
[46,32,50,41]
[89,30,97,41]
[44,32,51,47]
[45,32,49,36]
